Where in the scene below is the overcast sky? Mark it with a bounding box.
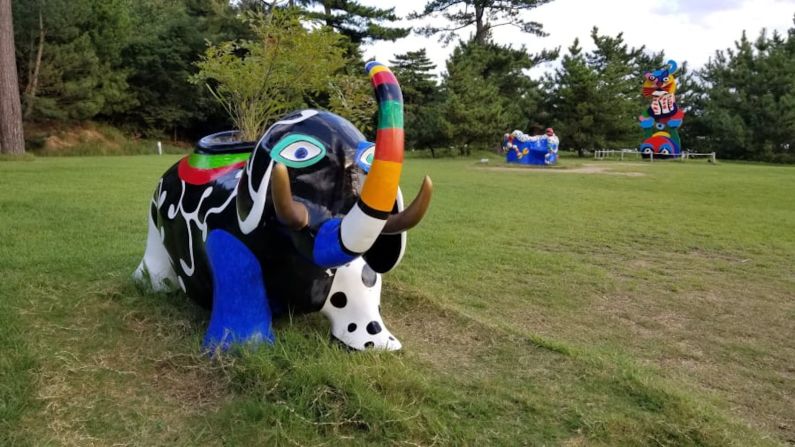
[359,0,795,78]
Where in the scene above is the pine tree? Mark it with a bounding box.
[12,0,135,120]
[390,49,437,101]
[411,0,551,44]
[444,62,504,155]
[544,29,656,156]
[297,0,409,44]
[443,40,542,153]
[587,27,646,149]
[693,20,795,162]
[389,49,446,153]
[543,39,599,156]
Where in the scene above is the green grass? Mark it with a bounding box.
[1,155,793,446]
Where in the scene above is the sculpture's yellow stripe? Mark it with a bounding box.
[368,64,390,77]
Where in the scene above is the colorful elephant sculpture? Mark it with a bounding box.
[133,62,432,352]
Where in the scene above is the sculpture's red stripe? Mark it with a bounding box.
[178,157,246,185]
[371,70,398,87]
[374,128,404,163]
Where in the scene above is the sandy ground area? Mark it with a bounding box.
[476,162,647,176]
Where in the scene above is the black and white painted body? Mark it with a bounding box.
[134,75,431,351]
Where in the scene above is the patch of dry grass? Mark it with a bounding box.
[12,279,229,446]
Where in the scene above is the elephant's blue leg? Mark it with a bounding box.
[203,229,275,351]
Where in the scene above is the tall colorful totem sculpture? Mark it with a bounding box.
[638,60,685,158]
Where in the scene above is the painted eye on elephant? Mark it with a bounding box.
[648,75,656,81]
[663,76,670,82]
[270,134,326,168]
[355,141,375,173]
[655,123,665,130]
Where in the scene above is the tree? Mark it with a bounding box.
[236,1,412,60]
[12,0,135,121]
[442,40,543,154]
[544,29,653,156]
[411,0,551,44]
[297,1,409,45]
[691,21,795,162]
[115,0,246,137]
[543,39,599,156]
[444,63,502,155]
[327,74,376,135]
[390,49,438,94]
[11,0,248,139]
[390,49,448,153]
[191,9,346,141]
[586,27,646,149]
[0,0,25,154]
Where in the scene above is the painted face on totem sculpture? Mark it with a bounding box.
[642,60,679,98]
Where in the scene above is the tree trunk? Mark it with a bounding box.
[474,5,486,43]
[324,2,332,28]
[24,8,44,118]
[0,0,25,154]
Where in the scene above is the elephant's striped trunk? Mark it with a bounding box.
[339,62,405,254]
[360,61,404,215]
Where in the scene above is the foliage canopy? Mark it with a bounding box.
[191,9,345,141]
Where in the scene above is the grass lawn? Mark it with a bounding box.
[1,154,793,446]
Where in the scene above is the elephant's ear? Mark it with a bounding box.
[362,188,406,273]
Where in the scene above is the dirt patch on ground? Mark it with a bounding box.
[43,128,120,151]
[476,163,647,176]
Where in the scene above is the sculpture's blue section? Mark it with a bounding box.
[313,218,357,268]
[203,229,275,351]
[503,132,559,166]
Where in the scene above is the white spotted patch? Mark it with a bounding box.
[320,257,401,351]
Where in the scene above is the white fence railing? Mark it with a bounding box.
[681,152,717,162]
[593,149,642,160]
[593,149,716,163]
